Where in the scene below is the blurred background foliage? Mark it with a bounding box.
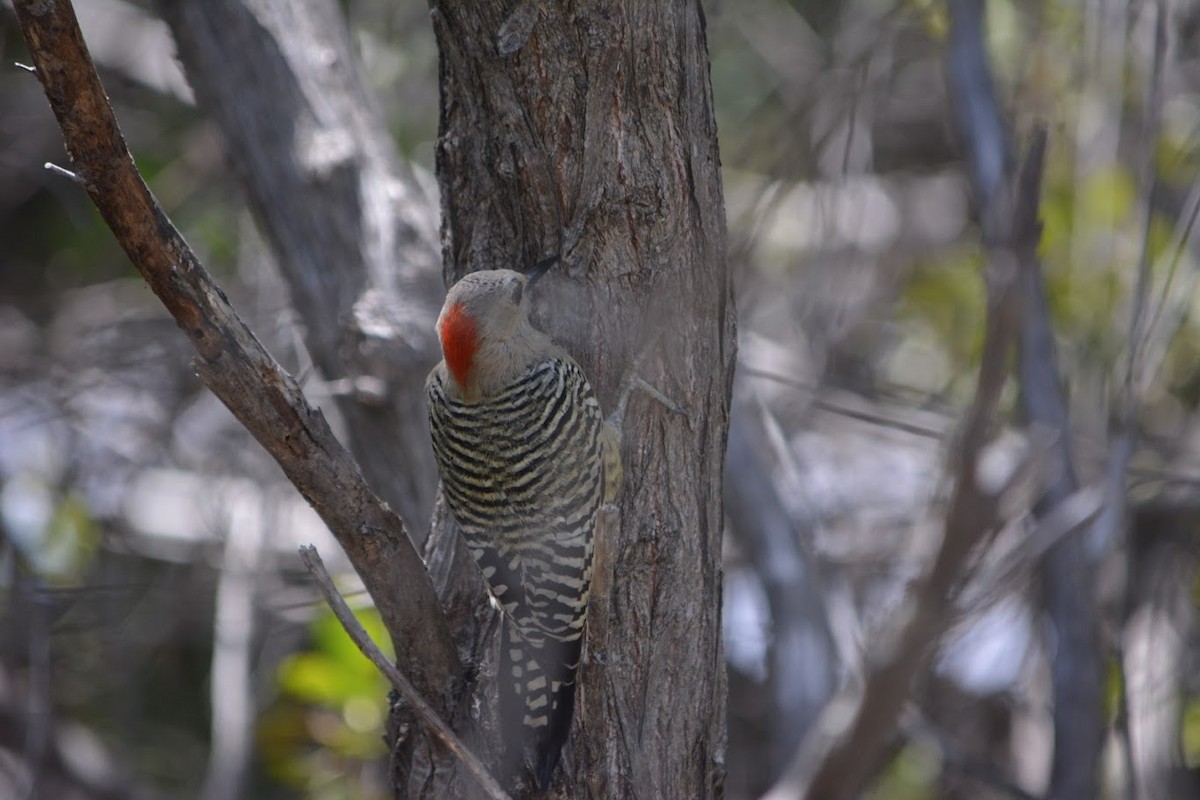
[1,0,1199,798]
[259,607,391,800]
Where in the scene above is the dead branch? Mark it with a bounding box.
[11,0,460,710]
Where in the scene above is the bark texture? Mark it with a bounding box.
[19,0,731,794]
[421,2,734,797]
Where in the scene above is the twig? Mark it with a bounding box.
[298,546,511,800]
[958,485,1105,614]
[725,400,835,773]
[43,161,82,183]
[1125,0,1168,399]
[11,0,460,706]
[739,364,947,439]
[1136,170,1200,391]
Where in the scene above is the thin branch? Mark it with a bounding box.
[1137,169,1200,391]
[1112,7,1172,795]
[298,546,511,800]
[1012,124,1103,800]
[739,364,948,439]
[1125,0,1168,401]
[725,399,836,777]
[11,0,460,707]
[201,507,265,800]
[945,0,1010,206]
[43,161,81,183]
[958,485,1106,615]
[949,1,1105,798]
[763,122,1047,800]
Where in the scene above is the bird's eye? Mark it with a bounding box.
[510,281,524,305]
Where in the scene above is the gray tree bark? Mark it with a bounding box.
[148,0,734,795]
[418,1,734,797]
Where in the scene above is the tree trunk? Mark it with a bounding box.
[417,1,734,797]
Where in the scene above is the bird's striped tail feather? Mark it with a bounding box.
[499,622,581,789]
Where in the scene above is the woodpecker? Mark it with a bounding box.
[426,265,620,787]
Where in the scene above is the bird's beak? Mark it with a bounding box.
[524,256,558,288]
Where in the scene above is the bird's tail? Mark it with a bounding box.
[499,623,581,789]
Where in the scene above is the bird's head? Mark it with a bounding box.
[436,265,553,392]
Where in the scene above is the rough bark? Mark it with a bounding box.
[17,0,731,795]
[419,2,734,797]
[157,0,445,534]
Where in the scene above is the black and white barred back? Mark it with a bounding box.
[427,355,607,784]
